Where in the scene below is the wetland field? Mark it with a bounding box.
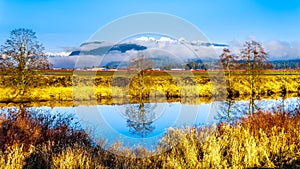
[1,70,300,168]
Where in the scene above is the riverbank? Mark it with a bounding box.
[0,73,299,105]
[0,108,299,168]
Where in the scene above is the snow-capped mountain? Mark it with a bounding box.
[48,37,228,69]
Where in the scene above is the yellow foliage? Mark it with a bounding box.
[52,147,104,169]
[0,144,34,169]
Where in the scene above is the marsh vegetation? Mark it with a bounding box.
[0,29,300,168]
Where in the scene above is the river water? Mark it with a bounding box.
[4,97,298,150]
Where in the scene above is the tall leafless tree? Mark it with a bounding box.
[0,28,50,99]
[219,48,237,93]
[239,40,272,115]
[123,53,156,137]
[128,53,155,100]
[219,48,237,121]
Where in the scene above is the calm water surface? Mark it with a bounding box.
[22,97,300,149]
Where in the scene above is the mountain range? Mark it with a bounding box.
[47,38,300,69]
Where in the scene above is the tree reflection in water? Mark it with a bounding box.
[122,53,158,137]
[122,102,157,137]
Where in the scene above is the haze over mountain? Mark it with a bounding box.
[48,37,300,69]
[49,37,227,69]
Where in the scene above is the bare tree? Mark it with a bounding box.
[219,48,237,121]
[128,53,155,100]
[0,28,50,99]
[219,48,237,94]
[121,53,156,137]
[239,40,272,115]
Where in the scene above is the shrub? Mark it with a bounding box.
[0,108,300,168]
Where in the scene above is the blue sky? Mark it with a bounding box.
[1,0,300,53]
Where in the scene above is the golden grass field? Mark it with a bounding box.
[0,71,299,105]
